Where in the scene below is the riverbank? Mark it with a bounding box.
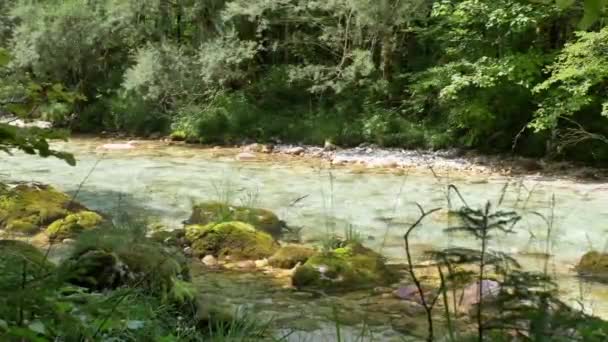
[87,133,608,181]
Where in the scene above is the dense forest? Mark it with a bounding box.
[1,0,608,164]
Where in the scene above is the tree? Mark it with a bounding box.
[0,48,78,165]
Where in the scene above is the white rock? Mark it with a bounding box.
[285,146,305,155]
[236,152,257,161]
[202,255,218,267]
[255,259,269,268]
[243,143,263,153]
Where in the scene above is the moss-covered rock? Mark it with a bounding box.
[577,251,608,282]
[46,211,104,241]
[187,202,285,237]
[64,239,190,296]
[63,249,128,290]
[269,245,316,269]
[186,221,278,260]
[292,243,397,291]
[0,183,89,235]
[0,240,54,290]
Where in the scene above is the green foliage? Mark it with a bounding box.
[3,0,608,160]
[533,28,608,130]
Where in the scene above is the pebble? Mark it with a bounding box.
[202,255,218,267]
[62,238,76,244]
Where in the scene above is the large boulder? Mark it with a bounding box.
[577,251,608,282]
[0,183,99,236]
[292,243,397,291]
[185,221,278,260]
[46,211,104,242]
[269,245,316,269]
[187,202,285,237]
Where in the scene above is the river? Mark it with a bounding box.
[2,137,608,340]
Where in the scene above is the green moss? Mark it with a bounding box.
[188,202,285,237]
[5,218,40,234]
[577,251,608,282]
[186,221,278,260]
[292,242,397,291]
[0,183,86,235]
[269,245,316,269]
[0,240,54,290]
[46,211,104,241]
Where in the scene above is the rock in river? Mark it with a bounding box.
[269,245,316,269]
[187,201,286,237]
[577,251,608,282]
[0,182,100,237]
[186,221,279,260]
[292,242,397,291]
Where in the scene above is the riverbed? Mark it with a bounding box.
[2,137,608,339]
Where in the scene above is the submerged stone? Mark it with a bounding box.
[458,279,500,314]
[292,243,397,291]
[187,202,285,237]
[186,221,279,260]
[577,251,608,282]
[46,211,104,241]
[269,245,316,269]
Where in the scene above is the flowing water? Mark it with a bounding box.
[2,137,608,340]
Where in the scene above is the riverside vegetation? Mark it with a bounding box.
[2,0,608,163]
